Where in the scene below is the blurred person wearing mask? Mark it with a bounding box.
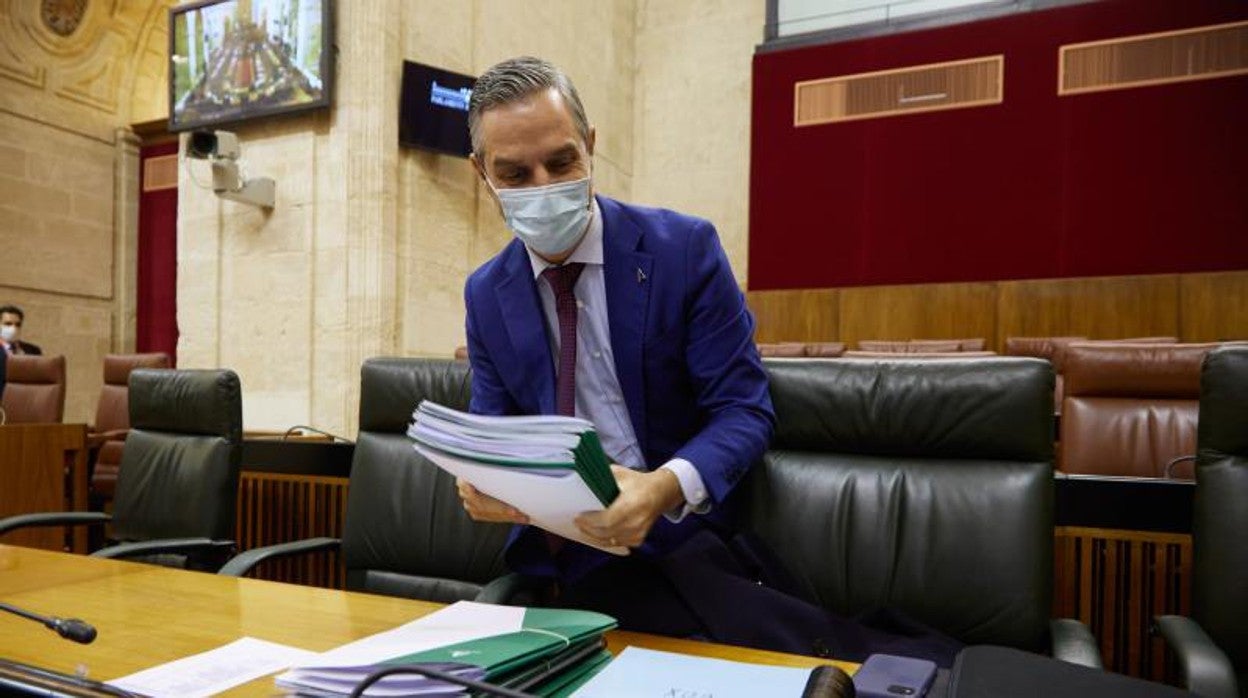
[1,306,41,356]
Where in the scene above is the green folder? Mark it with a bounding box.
[408,401,621,506]
[380,606,617,678]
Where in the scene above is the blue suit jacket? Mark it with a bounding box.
[464,195,775,581]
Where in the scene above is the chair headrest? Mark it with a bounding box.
[4,354,65,384]
[359,357,471,434]
[765,357,1053,461]
[129,369,241,440]
[1062,343,1218,398]
[1199,345,1248,457]
[857,340,964,353]
[1003,337,1086,367]
[104,353,172,385]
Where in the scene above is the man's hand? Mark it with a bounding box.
[457,479,530,524]
[574,465,684,548]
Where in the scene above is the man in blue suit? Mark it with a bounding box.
[458,56,777,639]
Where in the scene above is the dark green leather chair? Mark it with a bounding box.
[0,369,241,570]
[749,357,1100,665]
[1156,345,1248,698]
[221,358,518,603]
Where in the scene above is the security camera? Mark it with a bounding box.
[183,129,274,209]
[188,130,241,160]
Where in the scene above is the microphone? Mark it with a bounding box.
[0,601,97,644]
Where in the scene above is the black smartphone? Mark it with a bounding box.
[852,654,938,698]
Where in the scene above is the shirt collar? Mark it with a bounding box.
[526,198,604,279]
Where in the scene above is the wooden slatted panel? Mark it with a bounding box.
[236,472,348,589]
[142,154,178,192]
[794,55,1003,126]
[1060,20,1248,95]
[1054,527,1191,681]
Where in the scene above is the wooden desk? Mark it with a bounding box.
[0,424,89,553]
[0,545,848,695]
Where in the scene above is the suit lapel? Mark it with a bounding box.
[494,244,557,415]
[600,197,653,456]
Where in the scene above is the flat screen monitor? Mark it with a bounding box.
[168,0,334,132]
[399,61,475,158]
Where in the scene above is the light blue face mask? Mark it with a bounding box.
[490,176,593,257]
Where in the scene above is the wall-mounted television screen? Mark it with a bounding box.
[399,61,475,158]
[168,0,333,133]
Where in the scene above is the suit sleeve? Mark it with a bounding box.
[465,278,518,417]
[673,220,775,504]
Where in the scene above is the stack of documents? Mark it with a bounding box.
[276,601,616,696]
[408,401,627,554]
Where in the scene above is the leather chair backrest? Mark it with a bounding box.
[1060,343,1215,478]
[758,342,808,357]
[803,342,846,358]
[1193,345,1248,690]
[94,353,172,433]
[857,340,965,353]
[0,354,66,423]
[1004,336,1086,365]
[750,358,1055,652]
[91,353,173,500]
[340,357,510,602]
[111,369,242,544]
[843,351,996,359]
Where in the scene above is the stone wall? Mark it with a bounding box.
[2,0,764,433]
[0,1,170,423]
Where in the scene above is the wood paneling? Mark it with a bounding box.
[0,424,88,553]
[839,282,997,350]
[996,275,1181,346]
[749,271,1246,355]
[745,288,839,343]
[236,472,348,589]
[1179,270,1248,342]
[1054,527,1191,681]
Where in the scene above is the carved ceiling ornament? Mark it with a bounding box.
[40,0,87,37]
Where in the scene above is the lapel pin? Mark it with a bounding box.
[636,268,646,284]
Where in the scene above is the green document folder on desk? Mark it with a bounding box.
[407,401,626,555]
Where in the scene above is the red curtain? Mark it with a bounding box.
[137,141,179,363]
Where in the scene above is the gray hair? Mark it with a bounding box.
[468,56,591,158]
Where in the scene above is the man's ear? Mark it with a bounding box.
[586,126,596,158]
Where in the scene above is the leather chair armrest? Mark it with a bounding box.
[217,537,342,577]
[0,512,111,535]
[1155,615,1240,698]
[1050,618,1103,668]
[91,538,236,561]
[475,572,550,606]
[86,429,130,449]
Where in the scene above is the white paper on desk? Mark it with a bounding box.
[108,636,315,698]
[571,646,814,697]
[414,444,629,556]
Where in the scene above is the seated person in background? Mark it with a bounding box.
[1,305,42,355]
[456,56,960,666]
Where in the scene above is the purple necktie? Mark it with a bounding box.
[542,263,585,417]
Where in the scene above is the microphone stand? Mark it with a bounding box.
[0,601,97,644]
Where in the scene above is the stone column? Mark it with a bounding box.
[310,0,401,435]
[112,127,141,353]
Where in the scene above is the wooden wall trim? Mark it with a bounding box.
[746,270,1248,349]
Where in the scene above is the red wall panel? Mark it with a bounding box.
[137,141,179,362]
[749,0,1248,290]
